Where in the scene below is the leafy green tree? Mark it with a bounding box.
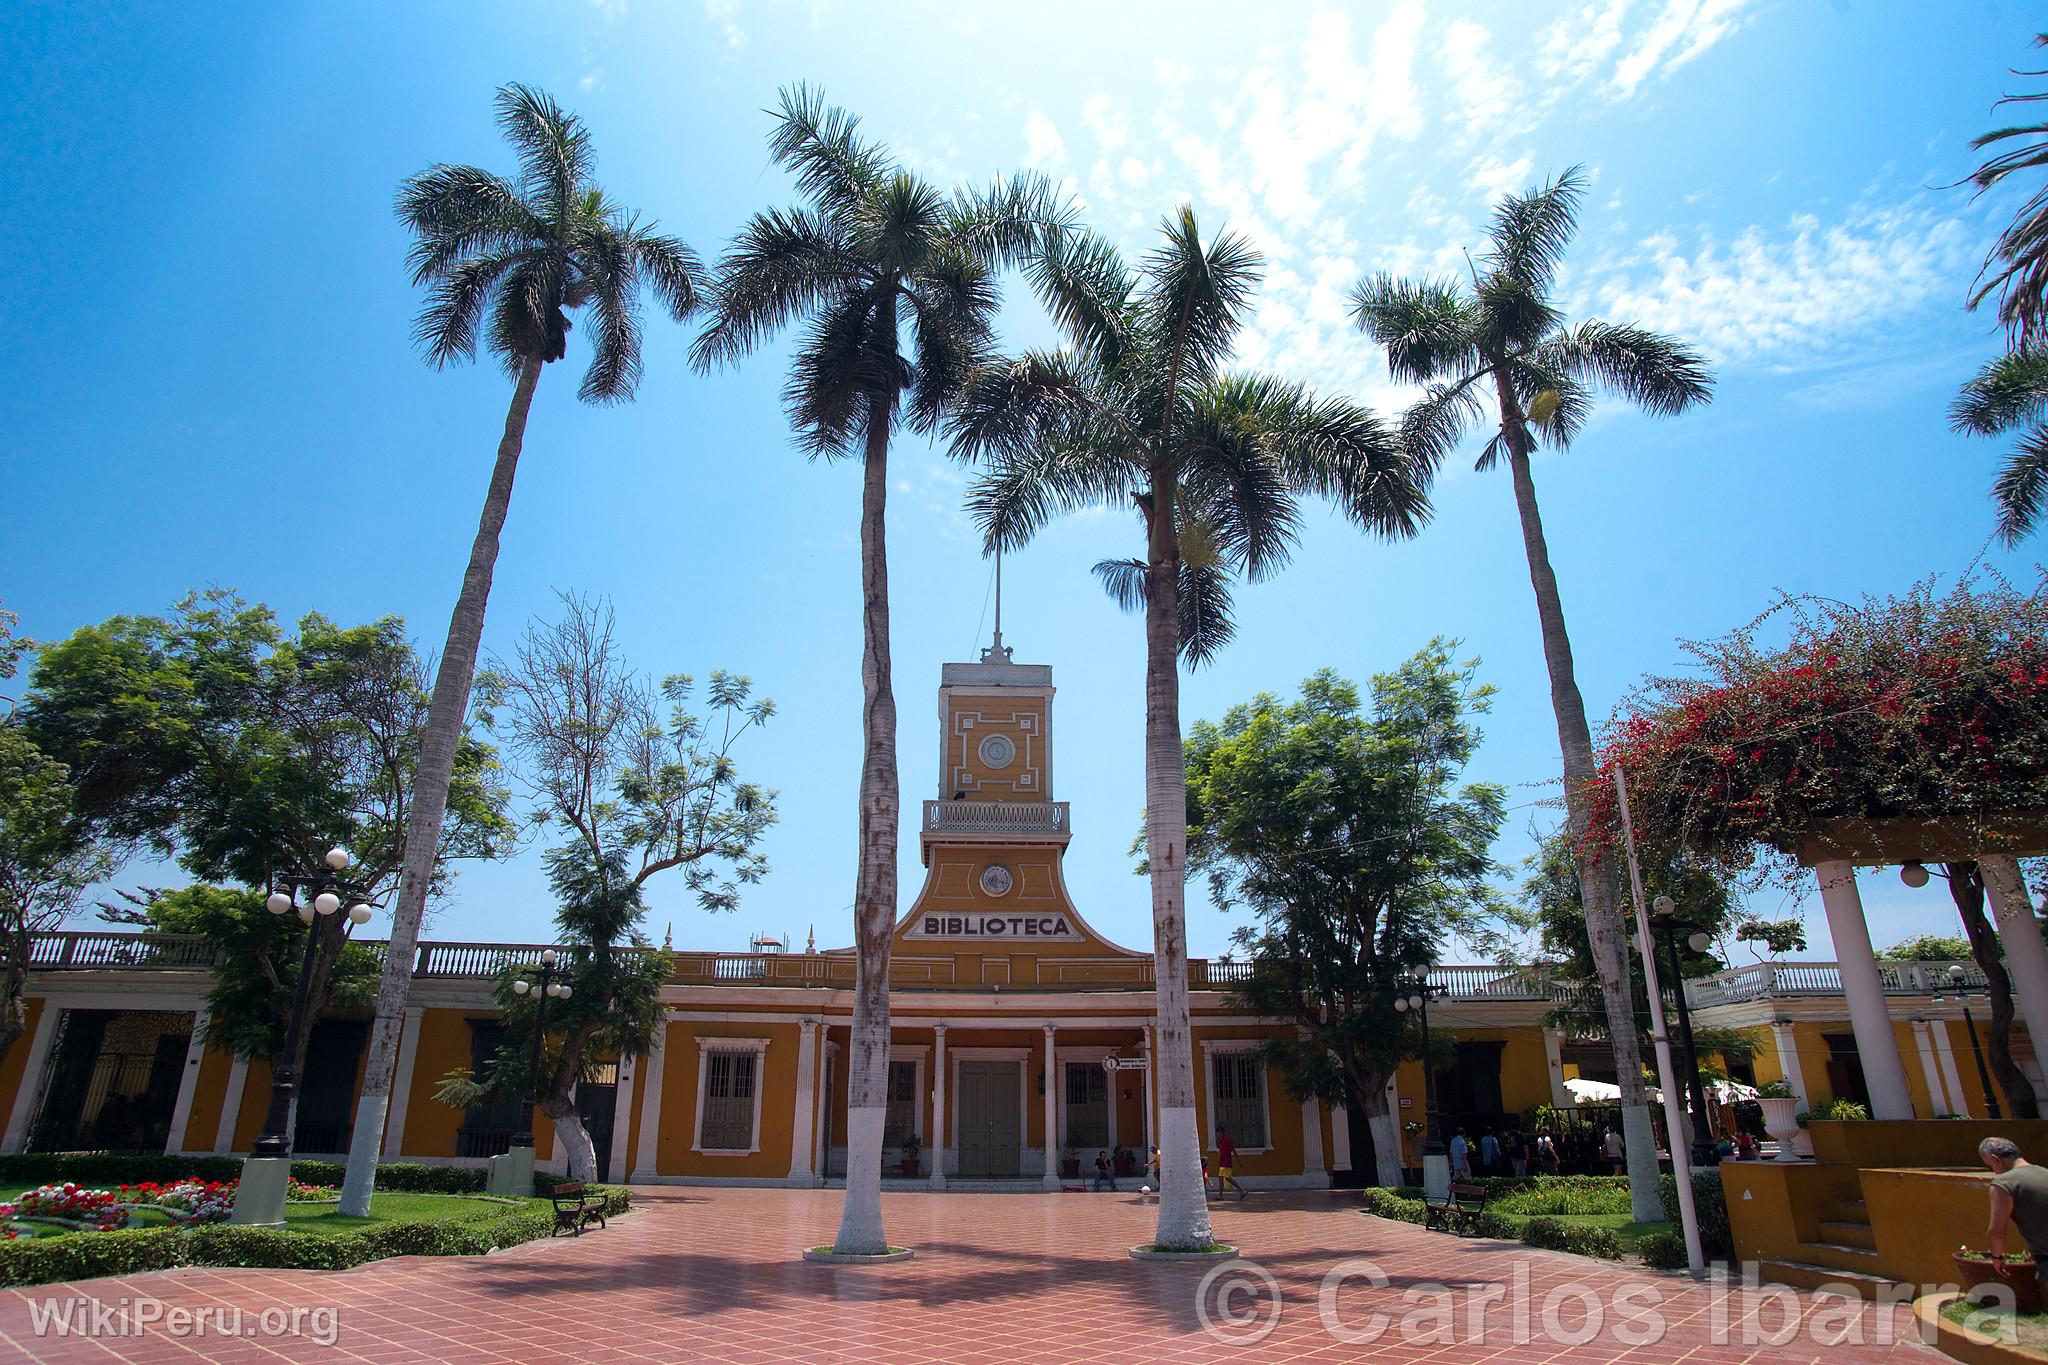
[691,86,1060,1255]
[1878,933,1977,961]
[460,593,775,1178]
[1734,918,1808,959]
[1951,348,2048,542]
[18,592,510,1111]
[350,82,705,1212]
[954,214,1423,1248]
[1352,167,1713,1222]
[0,726,110,1064]
[1184,647,1505,1187]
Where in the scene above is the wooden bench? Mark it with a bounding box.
[549,1181,607,1237]
[1423,1182,1489,1235]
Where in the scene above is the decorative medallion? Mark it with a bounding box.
[979,863,1016,897]
[978,732,1017,769]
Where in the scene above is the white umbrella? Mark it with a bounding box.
[1563,1076,1621,1104]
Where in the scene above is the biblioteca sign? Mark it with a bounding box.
[907,913,1085,941]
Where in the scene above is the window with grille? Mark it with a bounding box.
[883,1059,919,1148]
[1209,1052,1267,1149]
[700,1050,758,1150]
[1063,1062,1109,1149]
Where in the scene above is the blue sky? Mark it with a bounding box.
[2,0,2040,964]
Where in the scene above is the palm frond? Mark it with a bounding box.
[967,441,1133,553]
[1543,321,1715,417]
[691,207,864,371]
[1089,551,1237,667]
[1951,347,2048,434]
[488,253,569,377]
[1966,42,2048,346]
[1092,557,1148,613]
[903,274,994,433]
[576,219,643,403]
[1474,271,1563,354]
[1993,423,2048,544]
[1485,164,1586,293]
[785,285,901,459]
[1349,274,1475,384]
[1397,372,1488,477]
[1272,389,1431,540]
[946,350,1125,464]
[1028,229,1136,372]
[494,83,593,221]
[1175,374,1308,580]
[1138,205,1263,393]
[766,83,886,220]
[633,230,704,323]
[411,250,522,368]
[394,165,541,286]
[856,171,950,274]
[951,169,1077,271]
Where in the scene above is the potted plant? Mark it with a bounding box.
[1060,1145,1081,1179]
[1755,1080,1804,1158]
[1953,1248,2043,1314]
[1112,1146,1136,1178]
[900,1134,922,1178]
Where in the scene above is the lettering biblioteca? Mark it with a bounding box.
[910,913,1082,940]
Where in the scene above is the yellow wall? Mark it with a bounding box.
[659,1021,802,1179]
[945,697,1048,800]
[0,999,45,1129]
[397,1007,553,1161]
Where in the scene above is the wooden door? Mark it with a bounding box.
[957,1061,1020,1176]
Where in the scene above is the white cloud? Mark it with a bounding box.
[1535,0,1760,101]
[1609,0,1756,97]
[586,0,628,20]
[702,0,746,51]
[1466,153,1535,200]
[579,67,605,93]
[1022,110,1067,170]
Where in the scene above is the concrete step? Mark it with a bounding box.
[1816,1219,1878,1251]
[1821,1197,1870,1225]
[1757,1258,1907,1300]
[1786,1240,1886,1276]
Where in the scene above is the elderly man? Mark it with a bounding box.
[1981,1136,2048,1291]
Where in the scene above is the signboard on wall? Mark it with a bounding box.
[905,912,1086,942]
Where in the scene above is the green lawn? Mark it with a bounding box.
[1539,1213,1675,1250]
[279,1193,541,1235]
[1943,1297,2048,1350]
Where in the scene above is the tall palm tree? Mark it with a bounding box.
[1952,347,2048,542]
[952,213,1425,1250]
[1350,167,1712,1222]
[692,86,1063,1256]
[1965,33,2048,348]
[338,84,703,1217]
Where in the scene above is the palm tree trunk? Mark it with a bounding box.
[338,354,543,1216]
[0,925,29,1068]
[832,403,900,1256]
[1494,372,1661,1222]
[1144,473,1214,1251]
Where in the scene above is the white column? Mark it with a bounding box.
[1,1004,60,1155]
[1769,1021,1810,1108]
[1911,1020,1952,1115]
[607,1053,637,1184]
[1933,1018,1972,1117]
[161,1007,211,1154]
[1300,1092,1328,1188]
[1983,854,2048,1071]
[629,1020,669,1183]
[381,1006,425,1158]
[211,1054,251,1155]
[1141,1030,1155,1150]
[1041,1023,1060,1189]
[788,1017,818,1187]
[1330,1103,1352,1177]
[928,1024,948,1188]
[1815,860,1914,1118]
[1542,1026,1571,1109]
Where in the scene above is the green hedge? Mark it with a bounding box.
[1656,1170,1732,1260]
[1520,1217,1625,1259]
[0,1156,606,1199]
[1636,1230,1688,1270]
[0,1185,630,1287]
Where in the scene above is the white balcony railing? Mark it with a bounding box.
[922,800,1070,836]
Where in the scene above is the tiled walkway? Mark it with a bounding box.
[0,1188,1934,1362]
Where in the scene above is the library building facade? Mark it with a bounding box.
[0,646,2030,1185]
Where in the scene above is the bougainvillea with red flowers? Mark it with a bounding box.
[1591,576,2048,885]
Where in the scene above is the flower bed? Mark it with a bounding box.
[0,1177,339,1239]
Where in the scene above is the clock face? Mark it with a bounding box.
[979,864,1015,897]
[978,733,1016,769]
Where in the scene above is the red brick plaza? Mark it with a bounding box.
[0,1189,1934,1362]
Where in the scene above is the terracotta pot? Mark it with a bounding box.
[900,1158,919,1178]
[1060,1159,1081,1178]
[1952,1252,2043,1315]
[1759,1098,1803,1158]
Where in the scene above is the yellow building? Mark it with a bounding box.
[0,646,2032,1186]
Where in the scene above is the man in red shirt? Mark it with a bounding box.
[1215,1128,1248,1200]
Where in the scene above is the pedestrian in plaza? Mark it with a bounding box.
[1092,1150,1117,1192]
[1449,1129,1470,1178]
[1536,1131,1561,1174]
[1981,1136,2048,1296]
[1509,1130,1529,1177]
[1215,1127,1248,1199]
[1603,1126,1625,1175]
[1479,1129,1501,1174]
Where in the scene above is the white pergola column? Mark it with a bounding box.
[161,1007,211,1154]
[1,1005,61,1155]
[1814,860,1914,1118]
[629,1020,668,1183]
[381,1006,424,1158]
[788,1017,818,1187]
[1912,1020,1952,1115]
[1042,1023,1060,1190]
[1933,1019,1972,1117]
[1982,854,2048,1065]
[1330,1103,1352,1177]
[211,1054,251,1155]
[1769,1021,1811,1108]
[608,1053,637,1184]
[1300,1091,1328,1187]
[928,1024,948,1188]
[1542,1026,1572,1109]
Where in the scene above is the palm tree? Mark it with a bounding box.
[692,86,1064,1257]
[1350,167,1713,1222]
[1965,33,2048,348]
[952,212,1425,1250]
[1953,348,2048,543]
[338,83,703,1217]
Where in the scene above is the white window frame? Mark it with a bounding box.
[692,1037,771,1156]
[1055,1046,1118,1153]
[1198,1040,1272,1154]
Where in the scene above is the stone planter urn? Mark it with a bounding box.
[1759,1097,1804,1158]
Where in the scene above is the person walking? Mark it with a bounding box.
[1092,1150,1117,1192]
[1479,1130,1501,1175]
[1982,1136,2048,1296]
[1509,1130,1529,1177]
[1603,1126,1625,1175]
[1536,1132,1561,1174]
[1215,1127,1248,1200]
[1449,1130,1470,1179]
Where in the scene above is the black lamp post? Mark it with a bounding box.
[509,948,574,1151]
[1652,896,1720,1169]
[252,846,375,1158]
[1936,963,2003,1121]
[1394,974,1448,1190]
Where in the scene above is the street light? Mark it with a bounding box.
[505,948,575,1177]
[1393,974,1449,1200]
[1933,963,2002,1120]
[1652,895,1720,1170]
[229,845,375,1228]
